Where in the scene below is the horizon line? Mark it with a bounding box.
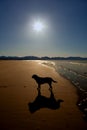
[0,55,87,58]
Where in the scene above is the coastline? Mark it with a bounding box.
[0,60,87,130]
[41,60,87,120]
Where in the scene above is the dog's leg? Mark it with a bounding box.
[38,84,41,89]
[49,82,52,89]
[37,87,41,95]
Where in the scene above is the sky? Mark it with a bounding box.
[0,0,87,57]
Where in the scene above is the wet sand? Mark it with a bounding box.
[0,60,87,130]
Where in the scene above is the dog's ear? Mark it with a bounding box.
[32,74,37,78]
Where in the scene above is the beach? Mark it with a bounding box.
[0,60,87,130]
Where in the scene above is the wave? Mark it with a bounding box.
[40,60,87,119]
[41,60,87,92]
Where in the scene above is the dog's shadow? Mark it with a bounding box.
[28,88,64,113]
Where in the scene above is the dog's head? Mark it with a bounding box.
[32,74,38,79]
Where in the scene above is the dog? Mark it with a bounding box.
[32,74,57,89]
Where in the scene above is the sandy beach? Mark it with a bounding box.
[0,60,87,130]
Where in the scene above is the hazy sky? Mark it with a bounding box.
[0,0,87,57]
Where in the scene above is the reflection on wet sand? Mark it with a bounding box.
[28,88,64,113]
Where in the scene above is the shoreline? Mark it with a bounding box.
[0,60,87,129]
[40,60,87,120]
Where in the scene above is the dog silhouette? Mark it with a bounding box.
[32,74,57,89]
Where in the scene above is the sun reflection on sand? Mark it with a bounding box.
[35,60,55,66]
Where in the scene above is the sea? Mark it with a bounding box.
[41,60,87,92]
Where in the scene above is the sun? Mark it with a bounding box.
[33,21,44,32]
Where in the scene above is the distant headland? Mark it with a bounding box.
[0,56,87,60]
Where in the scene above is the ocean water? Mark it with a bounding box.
[41,60,87,92]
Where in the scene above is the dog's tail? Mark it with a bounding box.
[52,79,57,83]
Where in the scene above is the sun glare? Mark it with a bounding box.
[33,21,44,32]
